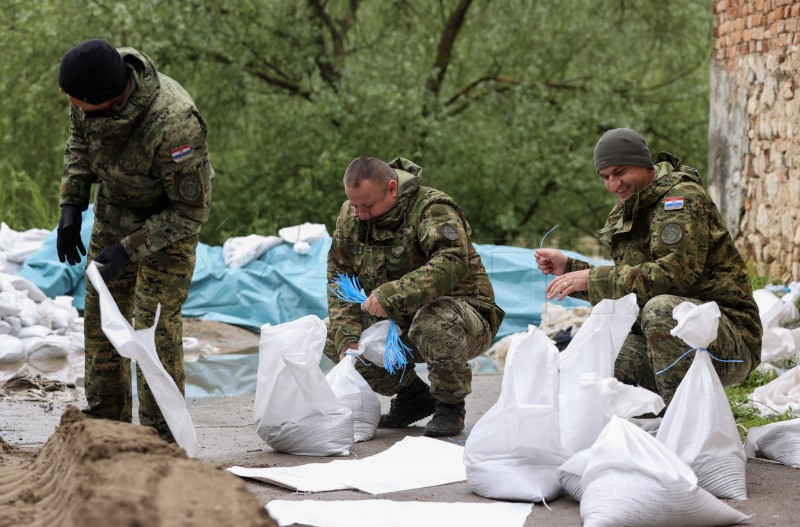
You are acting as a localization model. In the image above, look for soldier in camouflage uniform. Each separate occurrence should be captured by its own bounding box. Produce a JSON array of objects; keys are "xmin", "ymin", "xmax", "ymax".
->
[
  {"xmin": 326, "ymin": 157, "xmax": 504, "ymax": 436},
  {"xmin": 56, "ymin": 39, "xmax": 214, "ymax": 441},
  {"xmin": 536, "ymin": 128, "xmax": 761, "ymax": 407}
]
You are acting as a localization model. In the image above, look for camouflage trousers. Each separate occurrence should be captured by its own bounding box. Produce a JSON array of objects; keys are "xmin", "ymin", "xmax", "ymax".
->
[
  {"xmin": 83, "ymin": 217, "xmax": 197, "ymax": 442},
  {"xmin": 324, "ymin": 297, "xmax": 494, "ymax": 404},
  {"xmin": 615, "ymin": 294, "xmax": 758, "ymax": 407}
]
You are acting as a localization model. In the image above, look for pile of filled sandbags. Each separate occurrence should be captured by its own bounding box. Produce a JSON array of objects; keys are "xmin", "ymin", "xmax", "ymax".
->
[{"xmin": 0, "ymin": 272, "xmax": 83, "ymax": 385}]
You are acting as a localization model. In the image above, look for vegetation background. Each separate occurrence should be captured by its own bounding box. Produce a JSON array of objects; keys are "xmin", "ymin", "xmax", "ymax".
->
[
  {"xmin": 1, "ymin": 0, "xmax": 794, "ymax": 438},
  {"xmin": 1, "ymin": 0, "xmax": 713, "ymax": 252}
]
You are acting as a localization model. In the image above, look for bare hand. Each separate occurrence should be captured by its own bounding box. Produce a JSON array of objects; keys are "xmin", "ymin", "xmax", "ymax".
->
[
  {"xmin": 363, "ymin": 293, "xmax": 388, "ymax": 318},
  {"xmin": 534, "ymin": 248, "xmax": 568, "ymax": 276},
  {"xmin": 545, "ymin": 269, "xmax": 590, "ymax": 301},
  {"xmin": 339, "ymin": 342, "xmax": 358, "ymax": 361}
]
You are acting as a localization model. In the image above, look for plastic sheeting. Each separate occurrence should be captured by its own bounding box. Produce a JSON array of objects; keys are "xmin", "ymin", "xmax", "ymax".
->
[{"xmin": 19, "ymin": 206, "xmax": 593, "ymax": 340}]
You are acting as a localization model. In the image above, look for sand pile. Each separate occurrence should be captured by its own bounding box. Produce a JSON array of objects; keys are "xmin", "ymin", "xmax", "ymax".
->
[{"xmin": 0, "ymin": 406, "xmax": 275, "ymax": 526}]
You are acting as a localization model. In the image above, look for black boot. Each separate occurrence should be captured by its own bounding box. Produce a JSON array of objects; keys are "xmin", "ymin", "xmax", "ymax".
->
[
  {"xmin": 423, "ymin": 400, "xmax": 466, "ymax": 437},
  {"xmin": 379, "ymin": 377, "xmax": 436, "ymax": 428}
]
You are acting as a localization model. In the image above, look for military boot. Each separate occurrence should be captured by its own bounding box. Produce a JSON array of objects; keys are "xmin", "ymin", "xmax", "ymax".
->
[
  {"xmin": 423, "ymin": 400, "xmax": 466, "ymax": 437},
  {"xmin": 379, "ymin": 377, "xmax": 436, "ymax": 428}
]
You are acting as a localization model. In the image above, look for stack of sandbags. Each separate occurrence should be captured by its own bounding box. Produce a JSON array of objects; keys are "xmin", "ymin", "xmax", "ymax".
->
[{"xmin": 0, "ymin": 272, "xmax": 83, "ymax": 385}]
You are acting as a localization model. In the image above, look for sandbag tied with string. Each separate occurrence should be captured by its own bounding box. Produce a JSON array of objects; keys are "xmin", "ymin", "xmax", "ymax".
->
[
  {"xmin": 328, "ymin": 273, "xmax": 412, "ymax": 375},
  {"xmin": 655, "ymin": 301, "xmax": 748, "ymax": 500}
]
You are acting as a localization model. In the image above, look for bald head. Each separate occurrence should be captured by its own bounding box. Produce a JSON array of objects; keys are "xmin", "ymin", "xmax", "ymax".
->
[{"xmin": 343, "ymin": 157, "xmax": 397, "ymax": 189}]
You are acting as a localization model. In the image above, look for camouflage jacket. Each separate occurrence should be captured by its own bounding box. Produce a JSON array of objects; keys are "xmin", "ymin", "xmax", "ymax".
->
[
  {"xmin": 60, "ymin": 47, "xmax": 214, "ymax": 262},
  {"xmin": 566, "ymin": 152, "xmax": 762, "ymax": 358},
  {"xmin": 327, "ymin": 158, "xmax": 504, "ymax": 353}
]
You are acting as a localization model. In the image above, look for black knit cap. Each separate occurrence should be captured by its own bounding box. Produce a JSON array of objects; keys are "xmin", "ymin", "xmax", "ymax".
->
[
  {"xmin": 593, "ymin": 128, "xmax": 653, "ymax": 172},
  {"xmin": 58, "ymin": 39, "xmax": 128, "ymax": 104}
]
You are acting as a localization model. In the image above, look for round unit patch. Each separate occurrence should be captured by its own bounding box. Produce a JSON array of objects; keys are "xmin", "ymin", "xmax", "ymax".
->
[
  {"xmin": 179, "ymin": 176, "xmax": 202, "ymax": 202},
  {"xmin": 661, "ymin": 223, "xmax": 684, "ymax": 245},
  {"xmin": 440, "ymin": 223, "xmax": 460, "ymax": 241}
]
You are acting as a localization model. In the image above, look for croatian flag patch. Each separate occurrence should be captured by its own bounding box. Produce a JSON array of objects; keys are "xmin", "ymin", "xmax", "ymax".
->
[
  {"xmin": 664, "ymin": 197, "xmax": 684, "ymax": 210},
  {"xmin": 171, "ymin": 145, "xmax": 193, "ymax": 163}
]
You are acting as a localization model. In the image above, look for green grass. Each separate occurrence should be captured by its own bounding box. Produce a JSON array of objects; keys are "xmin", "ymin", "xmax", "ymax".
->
[
  {"xmin": 0, "ymin": 161, "xmax": 58, "ymax": 231},
  {"xmin": 725, "ymin": 369, "xmax": 795, "ymax": 441}
]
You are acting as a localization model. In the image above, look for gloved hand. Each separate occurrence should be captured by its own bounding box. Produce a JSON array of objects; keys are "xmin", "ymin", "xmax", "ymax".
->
[
  {"xmin": 94, "ymin": 244, "xmax": 131, "ymax": 282},
  {"xmin": 56, "ymin": 204, "xmax": 86, "ymax": 265}
]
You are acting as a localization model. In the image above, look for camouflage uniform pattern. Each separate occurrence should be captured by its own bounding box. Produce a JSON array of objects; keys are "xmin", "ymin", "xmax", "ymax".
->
[
  {"xmin": 565, "ymin": 152, "xmax": 761, "ymax": 405},
  {"xmin": 326, "ymin": 158, "xmax": 504, "ymax": 403},
  {"xmin": 61, "ymin": 48, "xmax": 214, "ymax": 440}
]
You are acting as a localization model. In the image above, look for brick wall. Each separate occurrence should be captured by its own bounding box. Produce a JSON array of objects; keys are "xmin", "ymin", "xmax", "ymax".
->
[{"xmin": 708, "ymin": 0, "xmax": 800, "ymax": 281}]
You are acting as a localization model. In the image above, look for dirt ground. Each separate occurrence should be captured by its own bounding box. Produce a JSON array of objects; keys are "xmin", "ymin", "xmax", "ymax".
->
[{"xmin": 2, "ymin": 319, "xmax": 800, "ymax": 526}]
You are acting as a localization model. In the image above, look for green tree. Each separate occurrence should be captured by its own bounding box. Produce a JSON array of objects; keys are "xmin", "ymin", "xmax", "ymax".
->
[{"xmin": 0, "ymin": 0, "xmax": 713, "ymax": 253}]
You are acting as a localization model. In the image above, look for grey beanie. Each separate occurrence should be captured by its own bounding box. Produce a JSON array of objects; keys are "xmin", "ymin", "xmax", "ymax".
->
[{"xmin": 593, "ymin": 128, "xmax": 653, "ymax": 171}]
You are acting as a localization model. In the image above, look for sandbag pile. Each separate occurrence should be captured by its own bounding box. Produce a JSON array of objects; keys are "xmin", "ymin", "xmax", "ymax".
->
[
  {"xmin": 0, "ymin": 271, "xmax": 83, "ymax": 385},
  {"xmin": 0, "ymin": 222, "xmax": 49, "ymax": 274}
]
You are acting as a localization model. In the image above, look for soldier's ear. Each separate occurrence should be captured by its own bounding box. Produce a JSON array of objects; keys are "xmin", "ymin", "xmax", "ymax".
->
[{"xmin": 387, "ymin": 179, "xmax": 398, "ymax": 197}]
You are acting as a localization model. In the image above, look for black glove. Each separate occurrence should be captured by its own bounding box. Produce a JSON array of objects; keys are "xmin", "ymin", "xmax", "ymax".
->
[
  {"xmin": 94, "ymin": 244, "xmax": 131, "ymax": 282},
  {"xmin": 56, "ymin": 204, "xmax": 86, "ymax": 265}
]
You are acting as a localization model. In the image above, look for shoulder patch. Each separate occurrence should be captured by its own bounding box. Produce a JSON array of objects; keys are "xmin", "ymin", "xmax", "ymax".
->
[
  {"xmin": 661, "ymin": 223, "xmax": 684, "ymax": 245},
  {"xmin": 664, "ymin": 196, "xmax": 684, "ymax": 210},
  {"xmin": 440, "ymin": 223, "xmax": 460, "ymax": 241},
  {"xmin": 171, "ymin": 145, "xmax": 194, "ymax": 163},
  {"xmin": 176, "ymin": 173, "xmax": 203, "ymax": 203}
]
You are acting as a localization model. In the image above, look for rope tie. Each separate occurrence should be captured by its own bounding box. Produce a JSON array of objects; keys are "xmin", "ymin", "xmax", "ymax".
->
[
  {"xmin": 655, "ymin": 347, "xmax": 743, "ymax": 375},
  {"xmin": 329, "ymin": 273, "xmax": 412, "ymax": 375}
]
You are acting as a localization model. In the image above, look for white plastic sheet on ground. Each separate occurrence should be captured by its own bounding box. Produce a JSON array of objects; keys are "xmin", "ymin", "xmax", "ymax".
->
[
  {"xmin": 558, "ymin": 293, "xmax": 639, "ymax": 453},
  {"xmin": 576, "ymin": 416, "xmax": 749, "ymax": 527},
  {"xmin": 265, "ymin": 500, "xmax": 533, "ymax": 527},
  {"xmin": 228, "ymin": 436, "xmax": 466, "ymax": 494},
  {"xmin": 255, "ymin": 315, "xmax": 352, "ymax": 456},
  {"xmin": 464, "ymin": 325, "xmax": 570, "ymax": 502},
  {"xmin": 86, "ymin": 263, "xmax": 199, "ymax": 457},
  {"xmin": 744, "ymin": 418, "xmax": 800, "ymax": 468},
  {"xmin": 656, "ymin": 302, "xmax": 747, "ymax": 500}
]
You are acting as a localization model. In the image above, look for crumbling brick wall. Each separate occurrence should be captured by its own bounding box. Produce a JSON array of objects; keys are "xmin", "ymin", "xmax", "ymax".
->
[{"xmin": 709, "ymin": 0, "xmax": 800, "ymax": 282}]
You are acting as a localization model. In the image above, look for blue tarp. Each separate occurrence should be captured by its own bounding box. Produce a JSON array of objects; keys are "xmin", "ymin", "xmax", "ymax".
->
[{"xmin": 20, "ymin": 206, "xmax": 593, "ymax": 339}]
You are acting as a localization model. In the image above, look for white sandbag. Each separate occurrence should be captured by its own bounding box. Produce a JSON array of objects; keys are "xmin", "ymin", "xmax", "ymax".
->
[
  {"xmin": 0, "ymin": 320, "xmax": 11, "ymax": 335},
  {"xmin": 255, "ymin": 315, "xmax": 352, "ymax": 456},
  {"xmin": 0, "ymin": 272, "xmax": 47, "ymax": 303},
  {"xmin": 37, "ymin": 296, "xmax": 79, "ymax": 330},
  {"xmin": 559, "ymin": 293, "xmax": 639, "ymax": 452},
  {"xmin": 16, "ymin": 290, "xmax": 40, "ymax": 327},
  {"xmin": 355, "ymin": 320, "xmax": 391, "ymax": 366},
  {"xmin": 278, "ymin": 222, "xmax": 330, "ymax": 245},
  {"xmin": 556, "ymin": 448, "xmax": 591, "ymax": 502},
  {"xmin": 25, "ymin": 334, "xmax": 72, "ymax": 361},
  {"xmin": 0, "ymin": 222, "xmax": 49, "ymax": 264},
  {"xmin": 464, "ymin": 326, "xmax": 571, "ymax": 502},
  {"xmin": 0, "ymin": 334, "xmax": 26, "ymax": 363},
  {"xmin": 0, "ymin": 290, "xmax": 20, "ymax": 317},
  {"xmin": 749, "ymin": 366, "xmax": 800, "ymax": 417},
  {"xmin": 745, "ymin": 418, "xmax": 800, "ymax": 468},
  {"xmin": 222, "ymin": 234, "xmax": 283, "ymax": 268},
  {"xmin": 657, "ymin": 301, "xmax": 747, "ymax": 500},
  {"xmin": 754, "ymin": 288, "xmax": 800, "ymax": 364},
  {"xmin": 17, "ymin": 325, "xmax": 52, "ymax": 339},
  {"xmin": 4, "ymin": 316, "xmax": 21, "ymax": 336},
  {"xmin": 580, "ymin": 372, "xmax": 665, "ymax": 418},
  {"xmin": 326, "ymin": 354, "xmax": 381, "ymax": 442},
  {"xmin": 86, "ymin": 263, "xmax": 199, "ymax": 457},
  {"xmin": 579, "ymin": 416, "xmax": 750, "ymax": 527}
]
